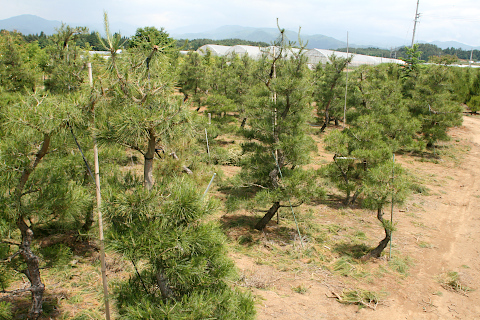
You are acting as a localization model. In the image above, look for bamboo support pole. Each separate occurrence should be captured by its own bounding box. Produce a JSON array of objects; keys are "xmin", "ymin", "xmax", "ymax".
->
[{"xmin": 88, "ymin": 62, "xmax": 111, "ymax": 320}]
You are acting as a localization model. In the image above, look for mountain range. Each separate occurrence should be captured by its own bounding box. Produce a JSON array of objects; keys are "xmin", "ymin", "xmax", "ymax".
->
[{"xmin": 1, "ymin": 14, "xmax": 478, "ymax": 51}]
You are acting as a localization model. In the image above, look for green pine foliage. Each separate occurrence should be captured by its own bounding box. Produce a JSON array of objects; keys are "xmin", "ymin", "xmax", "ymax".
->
[
  {"xmin": 313, "ymin": 53, "xmax": 352, "ymax": 129},
  {"xmin": 0, "ymin": 30, "xmax": 38, "ymax": 92},
  {"xmin": 105, "ymin": 178, "xmax": 255, "ymax": 319}
]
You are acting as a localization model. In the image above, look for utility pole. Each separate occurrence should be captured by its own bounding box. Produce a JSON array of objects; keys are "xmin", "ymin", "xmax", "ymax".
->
[
  {"xmin": 470, "ymin": 48, "xmax": 474, "ymax": 67},
  {"xmin": 411, "ymin": 0, "xmax": 421, "ymax": 48}
]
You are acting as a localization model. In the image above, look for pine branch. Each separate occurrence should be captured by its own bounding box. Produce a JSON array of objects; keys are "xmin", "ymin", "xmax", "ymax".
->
[
  {"xmin": 1, "ymin": 239, "xmax": 21, "ymax": 246},
  {"xmin": 1, "ymin": 250, "xmax": 20, "ymax": 263},
  {"xmin": 0, "ymin": 286, "xmax": 32, "ymax": 295}
]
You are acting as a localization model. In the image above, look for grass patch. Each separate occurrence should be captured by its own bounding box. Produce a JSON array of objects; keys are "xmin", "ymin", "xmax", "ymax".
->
[
  {"xmin": 332, "ymin": 256, "xmax": 369, "ymax": 278},
  {"xmin": 338, "ymin": 289, "xmax": 385, "ymax": 310},
  {"xmin": 437, "ymin": 271, "xmax": 474, "ymax": 296},
  {"xmin": 388, "ymin": 255, "xmax": 414, "ymax": 276},
  {"xmin": 292, "ymin": 284, "xmax": 309, "ymax": 294},
  {"xmin": 418, "ymin": 241, "xmax": 433, "ymax": 248}
]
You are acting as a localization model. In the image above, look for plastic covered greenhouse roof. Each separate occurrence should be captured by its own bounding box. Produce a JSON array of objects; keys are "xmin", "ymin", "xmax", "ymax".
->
[
  {"xmin": 305, "ymin": 49, "xmax": 405, "ymax": 67},
  {"xmin": 197, "ymin": 44, "xmax": 231, "ymax": 56},
  {"xmin": 225, "ymin": 45, "xmax": 264, "ymax": 59},
  {"xmin": 195, "ymin": 45, "xmax": 405, "ymax": 66}
]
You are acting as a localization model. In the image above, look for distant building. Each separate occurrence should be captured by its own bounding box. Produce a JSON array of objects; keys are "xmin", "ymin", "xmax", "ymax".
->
[{"xmin": 195, "ymin": 45, "xmax": 406, "ymax": 67}]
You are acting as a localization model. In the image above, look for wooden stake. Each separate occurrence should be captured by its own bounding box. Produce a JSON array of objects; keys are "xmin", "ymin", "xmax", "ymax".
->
[
  {"xmin": 389, "ymin": 154, "xmax": 395, "ymax": 260},
  {"xmin": 343, "ymin": 32, "xmax": 349, "ymax": 128},
  {"xmin": 88, "ymin": 62, "xmax": 111, "ymax": 320}
]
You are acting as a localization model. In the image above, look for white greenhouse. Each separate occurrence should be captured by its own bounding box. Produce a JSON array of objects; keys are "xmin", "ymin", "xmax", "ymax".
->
[
  {"xmin": 197, "ymin": 44, "xmax": 231, "ymax": 57},
  {"xmin": 225, "ymin": 45, "xmax": 264, "ymax": 59},
  {"xmin": 195, "ymin": 45, "xmax": 405, "ymax": 67},
  {"xmin": 305, "ymin": 49, "xmax": 405, "ymax": 67}
]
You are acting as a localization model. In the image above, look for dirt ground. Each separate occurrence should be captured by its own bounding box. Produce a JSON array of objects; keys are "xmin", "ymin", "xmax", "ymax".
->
[{"xmin": 229, "ymin": 115, "xmax": 480, "ymax": 320}]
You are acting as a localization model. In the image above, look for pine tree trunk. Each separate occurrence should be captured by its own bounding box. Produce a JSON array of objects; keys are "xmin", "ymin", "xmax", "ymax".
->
[
  {"xmin": 363, "ymin": 207, "xmax": 391, "ymax": 259},
  {"xmin": 13, "ymin": 134, "xmax": 50, "ymax": 318},
  {"xmin": 254, "ymin": 202, "xmax": 281, "ymax": 230},
  {"xmin": 241, "ymin": 117, "xmax": 247, "ymax": 128},
  {"xmin": 17, "ymin": 217, "xmax": 45, "ymax": 319},
  {"xmin": 350, "ymin": 189, "xmax": 362, "ymax": 205},
  {"xmin": 156, "ymin": 270, "xmax": 173, "ymax": 300},
  {"xmin": 144, "ymin": 128, "xmax": 156, "ymax": 190}
]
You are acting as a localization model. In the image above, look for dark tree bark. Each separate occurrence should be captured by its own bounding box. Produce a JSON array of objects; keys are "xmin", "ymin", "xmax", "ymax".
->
[
  {"xmin": 350, "ymin": 189, "xmax": 362, "ymax": 205},
  {"xmin": 17, "ymin": 217, "xmax": 45, "ymax": 319},
  {"xmin": 363, "ymin": 207, "xmax": 391, "ymax": 259},
  {"xmin": 240, "ymin": 117, "xmax": 247, "ymax": 128},
  {"xmin": 156, "ymin": 270, "xmax": 173, "ymax": 300},
  {"xmin": 254, "ymin": 202, "xmax": 281, "ymax": 230},
  {"xmin": 13, "ymin": 134, "xmax": 50, "ymax": 319}
]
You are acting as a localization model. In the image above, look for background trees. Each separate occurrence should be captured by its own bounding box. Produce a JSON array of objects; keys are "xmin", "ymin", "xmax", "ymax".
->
[{"xmin": 313, "ymin": 54, "xmax": 352, "ymax": 130}]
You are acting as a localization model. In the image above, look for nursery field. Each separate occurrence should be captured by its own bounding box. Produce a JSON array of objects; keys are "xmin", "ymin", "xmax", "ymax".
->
[
  {"xmin": 5, "ymin": 115, "xmax": 479, "ymax": 319},
  {"xmin": 225, "ymin": 115, "xmax": 480, "ymax": 320},
  {"xmin": 2, "ymin": 22, "xmax": 480, "ymax": 319}
]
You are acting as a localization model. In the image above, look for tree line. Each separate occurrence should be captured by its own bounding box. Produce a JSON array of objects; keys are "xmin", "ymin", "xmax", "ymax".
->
[
  {"xmin": 337, "ymin": 43, "xmax": 480, "ymax": 62},
  {"xmin": 1, "ymin": 18, "xmax": 479, "ymax": 319}
]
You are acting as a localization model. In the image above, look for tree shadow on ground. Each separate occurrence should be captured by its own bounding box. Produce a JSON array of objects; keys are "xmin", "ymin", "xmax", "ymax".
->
[
  {"xmin": 311, "ymin": 193, "xmax": 364, "ymax": 211},
  {"xmin": 3, "ymin": 291, "xmax": 62, "ymax": 320},
  {"xmin": 220, "ymin": 214, "xmax": 258, "ymax": 230},
  {"xmin": 333, "ymin": 242, "xmax": 371, "ymax": 259}
]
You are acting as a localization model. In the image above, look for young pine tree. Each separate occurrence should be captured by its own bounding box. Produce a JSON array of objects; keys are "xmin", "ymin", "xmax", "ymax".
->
[{"xmin": 240, "ymin": 28, "xmax": 323, "ymax": 230}]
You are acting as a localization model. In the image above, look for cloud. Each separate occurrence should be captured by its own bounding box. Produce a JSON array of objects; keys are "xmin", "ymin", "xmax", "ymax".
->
[{"xmin": 1, "ymin": 0, "xmax": 479, "ymax": 46}]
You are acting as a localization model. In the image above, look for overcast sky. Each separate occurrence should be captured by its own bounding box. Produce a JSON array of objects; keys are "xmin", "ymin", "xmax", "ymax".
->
[{"xmin": 2, "ymin": 0, "xmax": 480, "ymax": 46}]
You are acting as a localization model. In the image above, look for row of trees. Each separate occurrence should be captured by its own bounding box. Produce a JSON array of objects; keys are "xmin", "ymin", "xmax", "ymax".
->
[
  {"xmin": 337, "ymin": 43, "xmax": 480, "ymax": 63},
  {"xmin": 176, "ymin": 42, "xmax": 467, "ymax": 258},
  {"xmin": 0, "ymin": 18, "xmax": 477, "ymax": 318}
]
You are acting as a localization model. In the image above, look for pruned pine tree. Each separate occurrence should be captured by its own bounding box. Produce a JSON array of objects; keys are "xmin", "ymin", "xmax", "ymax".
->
[
  {"xmin": 467, "ymin": 72, "xmax": 480, "ymax": 113},
  {"xmin": 104, "ymin": 178, "xmax": 255, "ymax": 319},
  {"xmin": 97, "ymin": 16, "xmax": 193, "ymax": 190},
  {"xmin": 0, "ymin": 94, "xmax": 91, "ymax": 318},
  {"xmin": 323, "ymin": 122, "xmax": 392, "ymax": 205},
  {"xmin": 240, "ymin": 26, "xmax": 323, "ymax": 230},
  {"xmin": 349, "ymin": 64, "xmax": 421, "ymax": 152},
  {"xmin": 313, "ymin": 53, "xmax": 352, "ymax": 131},
  {"xmin": 408, "ymin": 65, "xmax": 463, "ymax": 148},
  {"xmin": 43, "ymin": 24, "xmax": 89, "ymax": 93},
  {"xmin": 178, "ymin": 51, "xmax": 207, "ymax": 104},
  {"xmin": 361, "ymin": 162, "xmax": 409, "ymax": 259}
]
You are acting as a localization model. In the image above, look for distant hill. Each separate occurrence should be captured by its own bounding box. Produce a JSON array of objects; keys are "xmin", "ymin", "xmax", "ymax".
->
[
  {"xmin": 0, "ymin": 14, "xmax": 137, "ymax": 37},
  {"xmin": 0, "ymin": 14, "xmax": 61, "ymax": 35},
  {"xmin": 427, "ymin": 40, "xmax": 480, "ymax": 51},
  {"xmin": 171, "ymin": 25, "xmax": 347, "ymax": 50}
]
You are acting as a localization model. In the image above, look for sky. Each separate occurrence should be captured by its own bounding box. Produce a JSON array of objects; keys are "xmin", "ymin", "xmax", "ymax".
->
[{"xmin": 1, "ymin": 0, "xmax": 480, "ymax": 47}]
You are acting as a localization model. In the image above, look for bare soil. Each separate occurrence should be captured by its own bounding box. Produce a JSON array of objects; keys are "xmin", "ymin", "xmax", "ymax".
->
[{"xmin": 227, "ymin": 115, "xmax": 480, "ymax": 320}]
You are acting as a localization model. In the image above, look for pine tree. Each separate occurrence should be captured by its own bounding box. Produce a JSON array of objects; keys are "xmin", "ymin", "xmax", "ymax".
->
[
  {"xmin": 0, "ymin": 30, "xmax": 37, "ymax": 92},
  {"xmin": 0, "ymin": 93, "xmax": 90, "ymax": 318},
  {"xmin": 313, "ymin": 53, "xmax": 352, "ymax": 130},
  {"xmin": 239, "ymin": 26, "xmax": 323, "ymax": 230},
  {"xmin": 104, "ymin": 178, "xmax": 255, "ymax": 319},
  {"xmin": 96, "ymin": 15, "xmax": 193, "ymax": 190}
]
